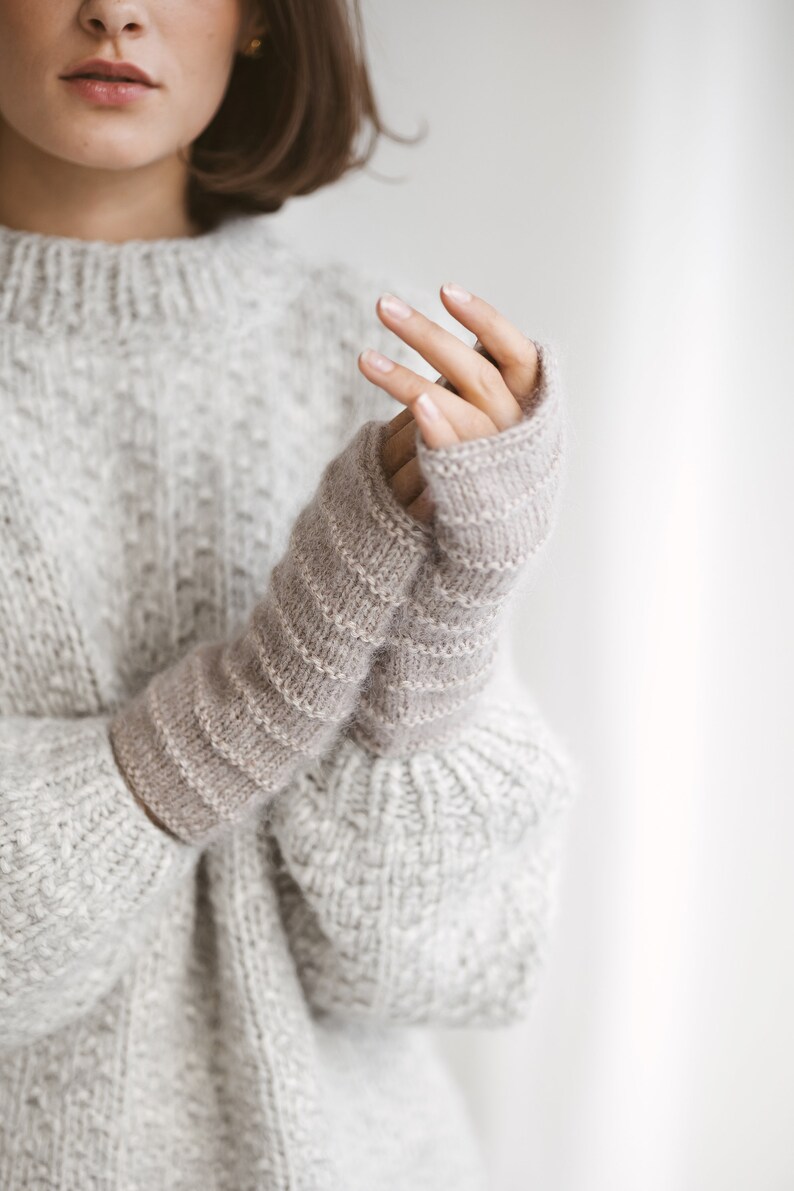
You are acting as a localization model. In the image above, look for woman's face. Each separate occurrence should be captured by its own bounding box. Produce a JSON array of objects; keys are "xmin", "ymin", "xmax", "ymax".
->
[{"xmin": 0, "ymin": 0, "xmax": 262, "ymax": 172}]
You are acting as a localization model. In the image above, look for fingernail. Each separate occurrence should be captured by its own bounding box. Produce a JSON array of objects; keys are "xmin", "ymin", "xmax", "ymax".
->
[
  {"xmin": 379, "ymin": 292, "xmax": 412, "ymax": 320},
  {"xmin": 361, "ymin": 348, "xmax": 395, "ymax": 373},
  {"xmin": 414, "ymin": 392, "xmax": 439, "ymax": 420},
  {"xmin": 442, "ymin": 282, "xmax": 472, "ymax": 303}
]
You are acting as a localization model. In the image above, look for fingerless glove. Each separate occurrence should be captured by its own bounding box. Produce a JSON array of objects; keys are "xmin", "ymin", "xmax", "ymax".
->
[
  {"xmin": 109, "ymin": 418, "xmax": 432, "ymax": 845},
  {"xmin": 350, "ymin": 339, "xmax": 567, "ymax": 756}
]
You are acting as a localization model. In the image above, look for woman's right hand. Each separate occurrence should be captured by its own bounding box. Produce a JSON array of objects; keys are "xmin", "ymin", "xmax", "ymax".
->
[
  {"xmin": 359, "ymin": 286, "xmax": 540, "ymax": 525},
  {"xmin": 380, "ymin": 407, "xmax": 434, "ymax": 523}
]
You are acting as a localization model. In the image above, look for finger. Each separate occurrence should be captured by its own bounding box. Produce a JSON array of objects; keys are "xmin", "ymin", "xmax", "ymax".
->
[
  {"xmin": 385, "ymin": 406, "xmax": 415, "ymax": 439},
  {"xmin": 439, "ymin": 283, "xmax": 540, "ymax": 408},
  {"xmin": 411, "ymin": 392, "xmax": 461, "ymax": 449},
  {"xmin": 436, "ymin": 338, "xmax": 500, "ymax": 392},
  {"xmin": 406, "ymin": 485, "xmax": 435, "ymax": 524},
  {"xmin": 376, "ymin": 292, "xmax": 521, "ymax": 431},
  {"xmin": 384, "ymin": 397, "xmax": 461, "ymax": 483},
  {"xmin": 390, "ymin": 455, "xmax": 426, "ymax": 506},
  {"xmin": 382, "ymin": 415, "xmax": 418, "ymax": 477},
  {"xmin": 358, "ymin": 348, "xmax": 497, "ymax": 441}
]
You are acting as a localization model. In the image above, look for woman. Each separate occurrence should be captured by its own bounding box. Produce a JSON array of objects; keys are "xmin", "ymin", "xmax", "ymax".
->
[{"xmin": 0, "ymin": 1, "xmax": 578, "ymax": 1187}]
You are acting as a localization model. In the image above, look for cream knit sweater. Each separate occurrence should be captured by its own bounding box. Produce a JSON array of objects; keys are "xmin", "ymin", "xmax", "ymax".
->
[{"xmin": 0, "ymin": 210, "xmax": 579, "ymax": 1190}]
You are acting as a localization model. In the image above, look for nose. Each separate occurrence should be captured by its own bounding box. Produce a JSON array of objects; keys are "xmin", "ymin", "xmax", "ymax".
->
[{"xmin": 78, "ymin": 1, "xmax": 147, "ymax": 41}]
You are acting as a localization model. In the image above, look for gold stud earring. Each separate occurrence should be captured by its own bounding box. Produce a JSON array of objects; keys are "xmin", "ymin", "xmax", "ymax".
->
[{"xmin": 242, "ymin": 35, "xmax": 265, "ymax": 58}]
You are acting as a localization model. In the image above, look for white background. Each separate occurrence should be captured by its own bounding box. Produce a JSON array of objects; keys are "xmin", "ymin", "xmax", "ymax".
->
[{"xmin": 272, "ymin": 1, "xmax": 794, "ymax": 1187}]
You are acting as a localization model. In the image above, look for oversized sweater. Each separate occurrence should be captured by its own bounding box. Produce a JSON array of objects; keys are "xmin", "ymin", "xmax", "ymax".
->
[{"xmin": 0, "ymin": 210, "xmax": 579, "ymax": 1190}]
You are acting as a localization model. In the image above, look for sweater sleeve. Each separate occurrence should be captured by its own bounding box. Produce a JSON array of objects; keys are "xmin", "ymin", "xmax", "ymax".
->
[
  {"xmin": 0, "ymin": 417, "xmax": 431, "ymax": 1050},
  {"xmin": 266, "ymin": 679, "xmax": 580, "ymax": 1027},
  {"xmin": 265, "ymin": 337, "xmax": 580, "ymax": 1026},
  {"xmin": 0, "ymin": 715, "xmax": 204, "ymax": 1051}
]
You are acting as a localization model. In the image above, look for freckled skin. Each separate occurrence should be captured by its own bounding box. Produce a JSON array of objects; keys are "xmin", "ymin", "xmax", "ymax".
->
[
  {"xmin": 0, "ymin": 0, "xmax": 266, "ymax": 238},
  {"xmin": 0, "ymin": 0, "xmax": 267, "ymax": 826},
  {"xmin": 0, "ymin": 4, "xmax": 541, "ymax": 524}
]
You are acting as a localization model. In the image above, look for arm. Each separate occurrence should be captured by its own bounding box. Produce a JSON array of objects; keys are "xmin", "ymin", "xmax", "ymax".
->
[
  {"xmin": 106, "ymin": 415, "xmax": 431, "ymax": 845},
  {"xmin": 0, "ymin": 714, "xmax": 202, "ymax": 1051},
  {"xmin": 352, "ymin": 338, "xmax": 565, "ymax": 754},
  {"xmin": 318, "ymin": 266, "xmax": 567, "ymax": 754},
  {"xmin": 267, "ymin": 339, "xmax": 581, "ymax": 1026},
  {"xmin": 0, "ymin": 417, "xmax": 431, "ymax": 1049}
]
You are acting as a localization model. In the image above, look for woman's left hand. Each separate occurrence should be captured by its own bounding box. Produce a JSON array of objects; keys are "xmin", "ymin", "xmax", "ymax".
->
[{"xmin": 358, "ymin": 283, "xmax": 540, "ymax": 523}]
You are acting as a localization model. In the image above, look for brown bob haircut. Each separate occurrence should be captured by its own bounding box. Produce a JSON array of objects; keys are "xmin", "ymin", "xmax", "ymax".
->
[{"xmin": 181, "ymin": 0, "xmax": 426, "ymax": 232}]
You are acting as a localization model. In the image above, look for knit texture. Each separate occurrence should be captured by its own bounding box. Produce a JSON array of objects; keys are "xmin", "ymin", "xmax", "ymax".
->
[
  {"xmin": 108, "ymin": 416, "xmax": 431, "ymax": 845},
  {"xmin": 0, "ymin": 211, "xmax": 580, "ymax": 1190},
  {"xmin": 349, "ymin": 340, "xmax": 567, "ymax": 756}
]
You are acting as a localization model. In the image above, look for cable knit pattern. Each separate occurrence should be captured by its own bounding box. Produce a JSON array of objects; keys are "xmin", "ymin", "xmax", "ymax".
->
[
  {"xmin": 350, "ymin": 338, "xmax": 567, "ymax": 755},
  {"xmin": 0, "ymin": 214, "xmax": 579, "ymax": 1190}
]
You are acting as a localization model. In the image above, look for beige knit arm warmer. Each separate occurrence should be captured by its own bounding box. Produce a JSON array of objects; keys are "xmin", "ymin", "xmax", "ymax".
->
[
  {"xmin": 265, "ymin": 337, "xmax": 579, "ymax": 1028},
  {"xmin": 108, "ymin": 418, "xmax": 432, "ymax": 848},
  {"xmin": 0, "ymin": 417, "xmax": 431, "ymax": 1048},
  {"xmin": 350, "ymin": 339, "xmax": 567, "ymax": 756}
]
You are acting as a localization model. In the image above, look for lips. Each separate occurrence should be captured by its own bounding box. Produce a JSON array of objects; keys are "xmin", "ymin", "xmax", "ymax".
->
[
  {"xmin": 61, "ymin": 58, "xmax": 156, "ymax": 87},
  {"xmin": 76, "ymin": 73, "xmax": 141, "ymax": 83}
]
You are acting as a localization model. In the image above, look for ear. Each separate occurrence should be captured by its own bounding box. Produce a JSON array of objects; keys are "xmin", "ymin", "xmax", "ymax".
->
[{"xmin": 238, "ymin": 1, "xmax": 268, "ymax": 47}]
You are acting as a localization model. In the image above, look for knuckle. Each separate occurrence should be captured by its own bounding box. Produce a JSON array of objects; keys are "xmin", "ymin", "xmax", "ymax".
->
[
  {"xmin": 470, "ymin": 408, "xmax": 498, "ymax": 438},
  {"xmin": 504, "ymin": 336, "xmax": 538, "ymax": 371}
]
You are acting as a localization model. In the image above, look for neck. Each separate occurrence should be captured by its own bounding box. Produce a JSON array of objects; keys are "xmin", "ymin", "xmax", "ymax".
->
[
  {"xmin": 0, "ymin": 116, "xmax": 199, "ymax": 243},
  {"xmin": 0, "ymin": 205, "xmax": 287, "ymax": 346}
]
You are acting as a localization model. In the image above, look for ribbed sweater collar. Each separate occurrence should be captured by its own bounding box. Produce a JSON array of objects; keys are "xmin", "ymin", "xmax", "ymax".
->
[{"xmin": 0, "ymin": 210, "xmax": 284, "ymax": 343}]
